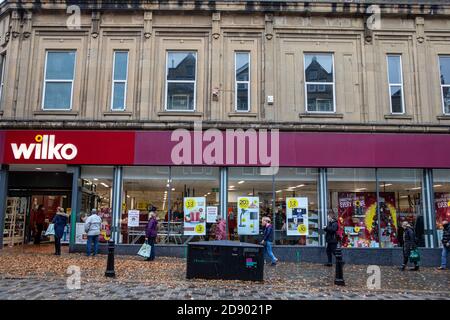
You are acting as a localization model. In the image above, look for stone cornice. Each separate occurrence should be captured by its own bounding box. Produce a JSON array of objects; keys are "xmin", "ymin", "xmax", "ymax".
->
[{"xmin": 2, "ymin": 1, "xmax": 450, "ymax": 17}]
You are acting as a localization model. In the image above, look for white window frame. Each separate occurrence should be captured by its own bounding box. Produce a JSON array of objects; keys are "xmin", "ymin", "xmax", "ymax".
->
[
  {"xmin": 386, "ymin": 54, "xmax": 405, "ymax": 114},
  {"xmin": 304, "ymin": 53, "xmax": 336, "ymax": 113},
  {"xmin": 41, "ymin": 50, "xmax": 76, "ymax": 111},
  {"xmin": 165, "ymin": 51, "xmax": 197, "ymax": 111},
  {"xmin": 111, "ymin": 50, "xmax": 129, "ymax": 111},
  {"xmin": 0, "ymin": 53, "xmax": 5, "ymax": 106},
  {"xmin": 235, "ymin": 51, "xmax": 251, "ymax": 112},
  {"xmin": 439, "ymin": 55, "xmax": 450, "ymax": 115}
]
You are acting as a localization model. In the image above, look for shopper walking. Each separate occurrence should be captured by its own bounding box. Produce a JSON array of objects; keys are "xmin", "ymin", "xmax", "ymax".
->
[
  {"xmin": 438, "ymin": 220, "xmax": 450, "ymax": 270},
  {"xmin": 84, "ymin": 209, "xmax": 102, "ymax": 256},
  {"xmin": 324, "ymin": 213, "xmax": 339, "ymax": 267},
  {"xmin": 215, "ymin": 217, "xmax": 227, "ymax": 240},
  {"xmin": 52, "ymin": 207, "xmax": 68, "ymax": 256},
  {"xmin": 32, "ymin": 205, "xmax": 46, "ymax": 245},
  {"xmin": 261, "ymin": 217, "xmax": 278, "ymax": 266},
  {"xmin": 400, "ymin": 221, "xmax": 419, "ymax": 271},
  {"xmin": 145, "ymin": 211, "xmax": 158, "ymax": 261}
]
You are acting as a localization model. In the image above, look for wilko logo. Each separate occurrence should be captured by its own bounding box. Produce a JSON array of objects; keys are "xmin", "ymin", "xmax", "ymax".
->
[{"xmin": 11, "ymin": 134, "xmax": 78, "ymax": 160}]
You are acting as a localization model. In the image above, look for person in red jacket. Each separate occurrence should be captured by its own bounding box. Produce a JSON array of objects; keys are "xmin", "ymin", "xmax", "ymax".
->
[{"xmin": 31, "ymin": 205, "xmax": 46, "ymax": 245}]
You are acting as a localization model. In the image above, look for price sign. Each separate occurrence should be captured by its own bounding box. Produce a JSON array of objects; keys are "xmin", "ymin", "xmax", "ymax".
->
[
  {"xmin": 239, "ymin": 198, "xmax": 250, "ymax": 209},
  {"xmin": 185, "ymin": 198, "xmax": 196, "ymax": 210},
  {"xmin": 288, "ymin": 198, "xmax": 299, "ymax": 209}
]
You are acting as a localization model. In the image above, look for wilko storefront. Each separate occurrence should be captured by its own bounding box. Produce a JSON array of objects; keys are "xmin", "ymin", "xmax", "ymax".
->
[{"xmin": 0, "ymin": 129, "xmax": 449, "ymax": 266}]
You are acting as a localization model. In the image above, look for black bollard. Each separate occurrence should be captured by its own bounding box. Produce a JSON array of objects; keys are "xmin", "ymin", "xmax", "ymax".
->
[
  {"xmin": 105, "ymin": 240, "xmax": 116, "ymax": 278},
  {"xmin": 334, "ymin": 245, "xmax": 345, "ymax": 286}
]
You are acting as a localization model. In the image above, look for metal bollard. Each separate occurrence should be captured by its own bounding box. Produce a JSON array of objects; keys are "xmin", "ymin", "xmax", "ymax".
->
[
  {"xmin": 334, "ymin": 245, "xmax": 345, "ymax": 286},
  {"xmin": 105, "ymin": 240, "xmax": 116, "ymax": 278}
]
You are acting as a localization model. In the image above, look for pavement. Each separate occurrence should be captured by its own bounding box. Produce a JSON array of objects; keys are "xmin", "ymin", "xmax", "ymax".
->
[{"xmin": 0, "ymin": 244, "xmax": 448, "ymax": 300}]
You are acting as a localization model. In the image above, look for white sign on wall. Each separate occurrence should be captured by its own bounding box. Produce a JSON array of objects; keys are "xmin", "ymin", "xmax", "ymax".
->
[
  {"xmin": 127, "ymin": 210, "xmax": 140, "ymax": 227},
  {"xmin": 206, "ymin": 206, "xmax": 218, "ymax": 223}
]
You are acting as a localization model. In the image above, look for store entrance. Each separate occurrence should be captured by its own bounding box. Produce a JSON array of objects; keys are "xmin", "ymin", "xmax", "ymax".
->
[{"xmin": 3, "ymin": 167, "xmax": 72, "ymax": 248}]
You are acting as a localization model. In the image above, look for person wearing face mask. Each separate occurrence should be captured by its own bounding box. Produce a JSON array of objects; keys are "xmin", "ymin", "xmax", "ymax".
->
[
  {"xmin": 323, "ymin": 212, "xmax": 339, "ymax": 267},
  {"xmin": 437, "ymin": 220, "xmax": 450, "ymax": 270}
]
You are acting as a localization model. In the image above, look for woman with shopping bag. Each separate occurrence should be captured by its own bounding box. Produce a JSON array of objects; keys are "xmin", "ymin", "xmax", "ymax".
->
[
  {"xmin": 144, "ymin": 211, "xmax": 158, "ymax": 261},
  {"xmin": 400, "ymin": 221, "xmax": 420, "ymax": 271},
  {"xmin": 52, "ymin": 207, "xmax": 69, "ymax": 256}
]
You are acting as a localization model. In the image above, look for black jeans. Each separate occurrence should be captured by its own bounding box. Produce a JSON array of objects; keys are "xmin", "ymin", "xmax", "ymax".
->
[
  {"xmin": 326, "ymin": 242, "xmax": 337, "ymax": 264},
  {"xmin": 34, "ymin": 224, "xmax": 44, "ymax": 244},
  {"xmin": 54, "ymin": 235, "xmax": 61, "ymax": 255},
  {"xmin": 146, "ymin": 237, "xmax": 156, "ymax": 261}
]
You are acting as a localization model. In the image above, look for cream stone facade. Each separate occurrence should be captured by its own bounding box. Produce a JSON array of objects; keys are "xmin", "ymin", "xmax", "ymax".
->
[{"xmin": 0, "ymin": 0, "xmax": 449, "ymax": 131}]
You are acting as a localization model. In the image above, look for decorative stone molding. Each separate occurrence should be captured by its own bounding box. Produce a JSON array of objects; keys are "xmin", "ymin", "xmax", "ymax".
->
[
  {"xmin": 415, "ymin": 17, "xmax": 425, "ymax": 44},
  {"xmin": 22, "ymin": 11, "xmax": 32, "ymax": 39},
  {"xmin": 212, "ymin": 12, "xmax": 220, "ymax": 40},
  {"xmin": 91, "ymin": 11, "xmax": 101, "ymax": 38},
  {"xmin": 265, "ymin": 14, "xmax": 274, "ymax": 40},
  {"xmin": 144, "ymin": 11, "xmax": 152, "ymax": 39}
]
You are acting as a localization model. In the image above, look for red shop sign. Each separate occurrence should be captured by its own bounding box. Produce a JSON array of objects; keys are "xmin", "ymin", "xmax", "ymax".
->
[{"xmin": 3, "ymin": 130, "xmax": 135, "ymax": 165}]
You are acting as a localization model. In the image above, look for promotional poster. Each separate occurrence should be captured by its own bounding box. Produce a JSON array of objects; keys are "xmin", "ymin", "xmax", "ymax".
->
[
  {"xmin": 237, "ymin": 197, "xmax": 260, "ymax": 235},
  {"xmin": 206, "ymin": 206, "xmax": 218, "ymax": 223},
  {"xmin": 183, "ymin": 197, "xmax": 206, "ymax": 236},
  {"xmin": 127, "ymin": 210, "xmax": 140, "ymax": 227},
  {"xmin": 286, "ymin": 197, "xmax": 309, "ymax": 236},
  {"xmin": 434, "ymin": 193, "xmax": 450, "ymax": 229},
  {"xmin": 75, "ymin": 222, "xmax": 87, "ymax": 244}
]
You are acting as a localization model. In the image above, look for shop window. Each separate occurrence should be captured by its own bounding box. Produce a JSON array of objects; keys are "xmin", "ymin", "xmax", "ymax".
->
[
  {"xmin": 327, "ymin": 169, "xmax": 379, "ymax": 248},
  {"xmin": 165, "ymin": 51, "xmax": 196, "ymax": 111},
  {"xmin": 111, "ymin": 51, "xmax": 129, "ymax": 110},
  {"xmin": 121, "ymin": 166, "xmax": 170, "ymax": 245},
  {"xmin": 228, "ymin": 168, "xmax": 274, "ymax": 244},
  {"xmin": 304, "ymin": 53, "xmax": 335, "ymax": 113},
  {"xmin": 433, "ymin": 169, "xmax": 450, "ymax": 247},
  {"xmin": 439, "ymin": 56, "xmax": 450, "ymax": 114},
  {"xmin": 377, "ymin": 169, "xmax": 424, "ymax": 248},
  {"xmin": 0, "ymin": 53, "xmax": 5, "ymax": 106},
  {"xmin": 235, "ymin": 52, "xmax": 250, "ymax": 112},
  {"xmin": 42, "ymin": 51, "xmax": 76, "ymax": 110},
  {"xmin": 79, "ymin": 166, "xmax": 114, "ymax": 244},
  {"xmin": 170, "ymin": 167, "xmax": 220, "ymax": 244},
  {"xmin": 387, "ymin": 55, "xmax": 405, "ymax": 114},
  {"xmin": 274, "ymin": 168, "xmax": 319, "ymax": 246}
]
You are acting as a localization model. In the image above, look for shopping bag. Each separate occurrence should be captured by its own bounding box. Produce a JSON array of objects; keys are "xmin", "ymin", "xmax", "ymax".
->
[
  {"xmin": 137, "ymin": 243, "xmax": 152, "ymax": 258},
  {"xmin": 409, "ymin": 248, "xmax": 421, "ymax": 263},
  {"xmin": 44, "ymin": 223, "xmax": 55, "ymax": 236}
]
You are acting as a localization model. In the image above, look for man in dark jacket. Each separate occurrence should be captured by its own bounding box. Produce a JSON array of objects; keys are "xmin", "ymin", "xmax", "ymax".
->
[
  {"xmin": 400, "ymin": 221, "xmax": 419, "ymax": 271},
  {"xmin": 145, "ymin": 211, "xmax": 158, "ymax": 261},
  {"xmin": 438, "ymin": 220, "xmax": 450, "ymax": 270},
  {"xmin": 261, "ymin": 217, "xmax": 278, "ymax": 265},
  {"xmin": 324, "ymin": 213, "xmax": 339, "ymax": 266}
]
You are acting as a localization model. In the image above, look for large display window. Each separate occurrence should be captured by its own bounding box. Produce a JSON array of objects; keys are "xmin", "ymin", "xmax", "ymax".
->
[
  {"xmin": 274, "ymin": 168, "xmax": 319, "ymax": 246},
  {"xmin": 433, "ymin": 169, "xmax": 450, "ymax": 247},
  {"xmin": 377, "ymin": 169, "xmax": 423, "ymax": 248},
  {"xmin": 228, "ymin": 168, "xmax": 274, "ymax": 243},
  {"xmin": 121, "ymin": 166, "xmax": 170, "ymax": 245},
  {"xmin": 169, "ymin": 167, "xmax": 220, "ymax": 243},
  {"xmin": 328, "ymin": 169, "xmax": 379, "ymax": 248},
  {"xmin": 79, "ymin": 166, "xmax": 114, "ymax": 244}
]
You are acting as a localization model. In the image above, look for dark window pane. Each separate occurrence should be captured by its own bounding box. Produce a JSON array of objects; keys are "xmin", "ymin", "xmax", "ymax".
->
[
  {"xmin": 439, "ymin": 56, "xmax": 450, "ymax": 85},
  {"xmin": 167, "ymin": 52, "xmax": 196, "ymax": 81},
  {"xmin": 43, "ymin": 82, "xmax": 72, "ymax": 109},
  {"xmin": 387, "ymin": 56, "xmax": 402, "ymax": 84},
  {"xmin": 236, "ymin": 53, "xmax": 249, "ymax": 81},
  {"xmin": 236, "ymin": 82, "xmax": 249, "ymax": 111},
  {"xmin": 443, "ymin": 87, "xmax": 450, "ymax": 114},
  {"xmin": 114, "ymin": 52, "xmax": 128, "ymax": 81},
  {"xmin": 305, "ymin": 54, "xmax": 333, "ymax": 82},
  {"xmin": 167, "ymin": 82, "xmax": 195, "ymax": 110},
  {"xmin": 307, "ymin": 84, "xmax": 333, "ymax": 112},
  {"xmin": 46, "ymin": 52, "xmax": 76, "ymax": 80},
  {"xmin": 390, "ymin": 85, "xmax": 403, "ymax": 113},
  {"xmin": 112, "ymin": 83, "xmax": 126, "ymax": 110}
]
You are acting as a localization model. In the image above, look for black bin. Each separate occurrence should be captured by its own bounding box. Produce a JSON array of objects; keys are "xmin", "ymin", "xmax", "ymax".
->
[{"xmin": 186, "ymin": 240, "xmax": 264, "ymax": 281}]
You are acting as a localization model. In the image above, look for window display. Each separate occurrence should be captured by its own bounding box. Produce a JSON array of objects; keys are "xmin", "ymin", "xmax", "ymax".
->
[
  {"xmin": 328, "ymin": 169, "xmax": 378, "ymax": 248},
  {"xmin": 274, "ymin": 168, "xmax": 319, "ymax": 246},
  {"xmin": 80, "ymin": 166, "xmax": 113, "ymax": 243},
  {"xmin": 433, "ymin": 169, "xmax": 450, "ymax": 247},
  {"xmin": 3, "ymin": 197, "xmax": 27, "ymax": 246}
]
